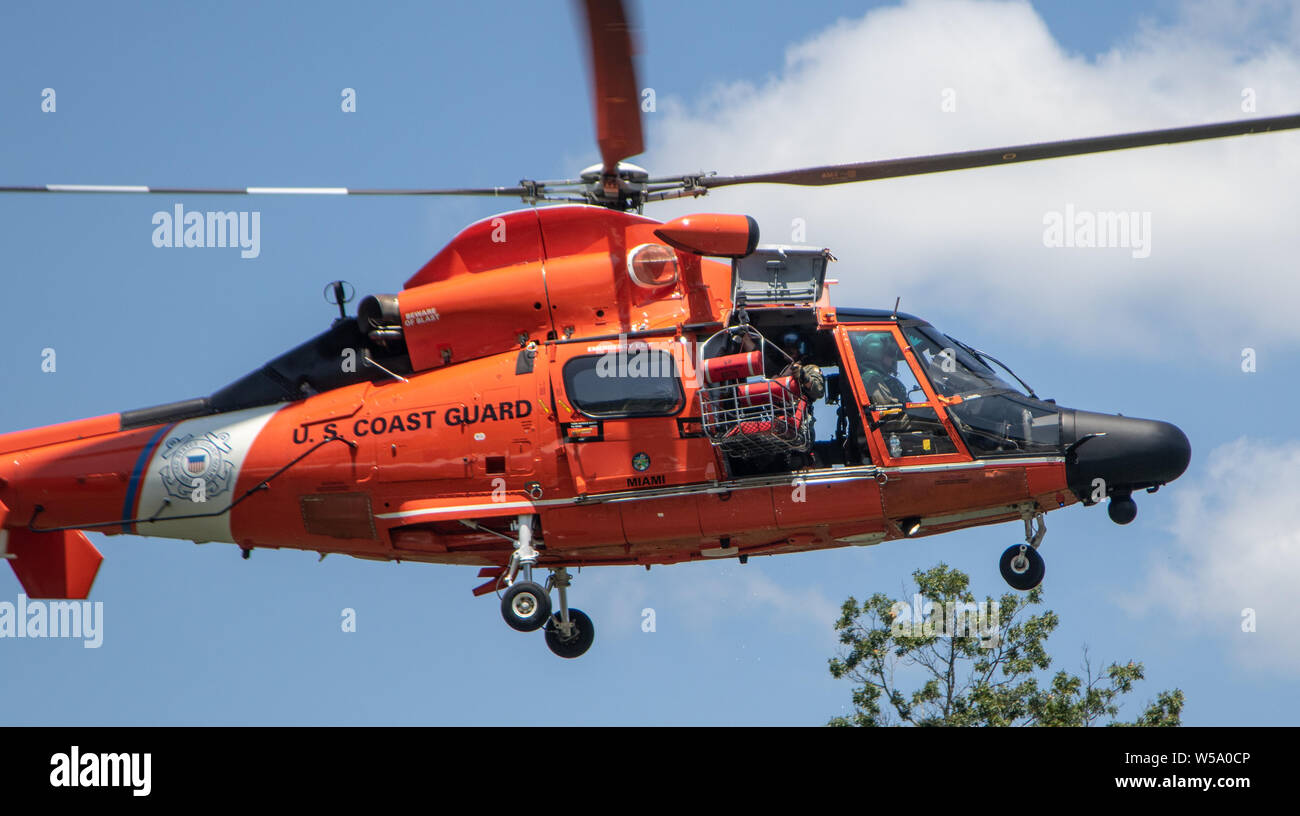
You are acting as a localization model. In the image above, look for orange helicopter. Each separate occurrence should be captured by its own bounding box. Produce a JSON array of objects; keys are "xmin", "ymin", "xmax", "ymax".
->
[{"xmin": 0, "ymin": 0, "xmax": 1293, "ymax": 658}]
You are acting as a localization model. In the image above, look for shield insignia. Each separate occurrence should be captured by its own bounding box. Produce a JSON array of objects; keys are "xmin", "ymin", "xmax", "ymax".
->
[{"xmin": 159, "ymin": 432, "xmax": 235, "ymax": 501}]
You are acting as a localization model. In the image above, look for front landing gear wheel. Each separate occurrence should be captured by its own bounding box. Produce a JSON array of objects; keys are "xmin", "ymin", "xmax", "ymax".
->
[
  {"xmin": 501, "ymin": 581, "xmax": 551, "ymax": 632},
  {"xmin": 544, "ymin": 608, "xmax": 595, "ymax": 658},
  {"xmin": 999, "ymin": 544, "xmax": 1045, "ymax": 590}
]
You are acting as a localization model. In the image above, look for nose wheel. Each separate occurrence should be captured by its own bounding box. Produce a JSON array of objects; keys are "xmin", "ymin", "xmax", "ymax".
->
[
  {"xmin": 999, "ymin": 511, "xmax": 1046, "ymax": 590},
  {"xmin": 999, "ymin": 544, "xmax": 1045, "ymax": 590}
]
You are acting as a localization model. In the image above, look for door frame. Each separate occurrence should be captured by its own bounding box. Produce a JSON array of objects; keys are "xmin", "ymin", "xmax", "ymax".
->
[{"xmin": 834, "ymin": 323, "xmax": 974, "ymax": 468}]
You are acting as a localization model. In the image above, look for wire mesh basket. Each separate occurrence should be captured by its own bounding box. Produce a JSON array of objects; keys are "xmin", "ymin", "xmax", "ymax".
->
[{"xmin": 699, "ymin": 376, "xmax": 811, "ymax": 455}]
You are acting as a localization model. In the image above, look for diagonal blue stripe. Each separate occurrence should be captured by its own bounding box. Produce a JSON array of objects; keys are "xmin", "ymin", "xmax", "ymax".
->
[{"xmin": 120, "ymin": 423, "xmax": 174, "ymax": 534}]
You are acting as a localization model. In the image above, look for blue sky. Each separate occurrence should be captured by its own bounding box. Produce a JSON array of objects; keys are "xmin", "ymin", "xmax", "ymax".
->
[{"xmin": 1, "ymin": 0, "xmax": 1298, "ymax": 725}]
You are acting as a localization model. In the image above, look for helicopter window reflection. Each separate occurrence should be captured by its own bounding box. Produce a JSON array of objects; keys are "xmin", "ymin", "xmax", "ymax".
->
[
  {"xmin": 901, "ymin": 324, "xmax": 1061, "ymax": 456},
  {"xmin": 946, "ymin": 393, "xmax": 1061, "ymax": 456},
  {"xmin": 902, "ymin": 325, "xmax": 1020, "ymax": 398},
  {"xmin": 563, "ymin": 349, "xmax": 684, "ymax": 418}
]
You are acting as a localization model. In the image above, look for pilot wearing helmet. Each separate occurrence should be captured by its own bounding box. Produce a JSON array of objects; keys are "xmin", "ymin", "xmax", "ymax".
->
[{"xmin": 852, "ymin": 332, "xmax": 911, "ymax": 431}]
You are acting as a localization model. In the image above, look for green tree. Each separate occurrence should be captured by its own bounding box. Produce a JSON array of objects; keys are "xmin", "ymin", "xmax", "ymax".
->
[{"xmin": 827, "ymin": 563, "xmax": 1183, "ymax": 726}]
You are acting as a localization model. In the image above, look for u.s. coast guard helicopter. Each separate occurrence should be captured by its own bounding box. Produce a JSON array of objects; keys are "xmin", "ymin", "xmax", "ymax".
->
[{"xmin": 3, "ymin": 0, "xmax": 1293, "ymax": 657}]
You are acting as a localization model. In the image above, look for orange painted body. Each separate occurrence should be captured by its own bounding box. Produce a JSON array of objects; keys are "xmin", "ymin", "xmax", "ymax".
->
[{"xmin": 0, "ymin": 206, "xmax": 1075, "ymax": 598}]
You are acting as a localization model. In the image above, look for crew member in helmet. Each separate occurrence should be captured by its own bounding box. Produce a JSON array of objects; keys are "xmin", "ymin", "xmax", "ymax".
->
[
  {"xmin": 852, "ymin": 332, "xmax": 911, "ymax": 432},
  {"xmin": 780, "ymin": 331, "xmax": 825, "ymax": 401}
]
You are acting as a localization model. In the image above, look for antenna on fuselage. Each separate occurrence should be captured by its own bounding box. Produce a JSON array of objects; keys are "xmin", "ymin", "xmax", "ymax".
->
[
  {"xmin": 324, "ymin": 280, "xmax": 355, "ymax": 322},
  {"xmin": 363, "ymin": 352, "xmax": 410, "ymax": 384}
]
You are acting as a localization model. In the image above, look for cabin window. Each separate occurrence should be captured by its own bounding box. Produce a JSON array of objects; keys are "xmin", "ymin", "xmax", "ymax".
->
[{"xmin": 562, "ymin": 349, "xmax": 684, "ymax": 418}]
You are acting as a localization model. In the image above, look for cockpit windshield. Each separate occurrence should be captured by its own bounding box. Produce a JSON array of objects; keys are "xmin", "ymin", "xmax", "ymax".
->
[
  {"xmin": 901, "ymin": 324, "xmax": 1060, "ymax": 456},
  {"xmin": 902, "ymin": 325, "xmax": 1025, "ymax": 398}
]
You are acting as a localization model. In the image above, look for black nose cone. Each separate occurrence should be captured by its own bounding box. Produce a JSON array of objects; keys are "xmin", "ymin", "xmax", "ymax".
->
[{"xmin": 1062, "ymin": 409, "xmax": 1191, "ymax": 498}]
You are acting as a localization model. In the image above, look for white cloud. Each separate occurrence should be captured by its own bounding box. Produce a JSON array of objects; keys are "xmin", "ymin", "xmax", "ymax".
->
[
  {"xmin": 646, "ymin": 0, "xmax": 1300, "ymax": 356},
  {"xmin": 1128, "ymin": 437, "xmax": 1300, "ymax": 673}
]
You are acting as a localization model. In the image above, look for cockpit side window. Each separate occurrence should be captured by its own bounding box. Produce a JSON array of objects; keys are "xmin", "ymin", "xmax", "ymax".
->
[
  {"xmin": 851, "ymin": 331, "xmax": 923, "ymax": 405},
  {"xmin": 847, "ymin": 330, "xmax": 957, "ymax": 458}
]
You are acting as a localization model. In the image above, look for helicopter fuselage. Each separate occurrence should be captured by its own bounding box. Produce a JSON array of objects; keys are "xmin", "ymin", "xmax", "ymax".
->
[{"xmin": 0, "ymin": 205, "xmax": 1188, "ymax": 606}]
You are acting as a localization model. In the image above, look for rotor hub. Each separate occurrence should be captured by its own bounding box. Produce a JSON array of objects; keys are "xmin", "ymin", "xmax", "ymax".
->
[{"xmin": 579, "ymin": 161, "xmax": 651, "ymax": 209}]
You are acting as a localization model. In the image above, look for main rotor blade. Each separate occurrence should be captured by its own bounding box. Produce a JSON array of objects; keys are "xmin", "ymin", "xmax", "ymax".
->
[
  {"xmin": 0, "ymin": 184, "xmax": 533, "ymax": 197},
  {"xmin": 579, "ymin": 0, "xmax": 645, "ymax": 175},
  {"xmin": 701, "ymin": 112, "xmax": 1300, "ymax": 189}
]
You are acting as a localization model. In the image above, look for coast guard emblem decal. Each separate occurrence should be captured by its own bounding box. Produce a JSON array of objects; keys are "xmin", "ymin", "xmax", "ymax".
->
[{"xmin": 159, "ymin": 432, "xmax": 235, "ymax": 502}]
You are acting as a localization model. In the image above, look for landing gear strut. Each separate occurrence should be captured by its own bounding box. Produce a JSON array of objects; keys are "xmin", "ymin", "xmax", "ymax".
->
[
  {"xmin": 543, "ymin": 567, "xmax": 595, "ymax": 659},
  {"xmin": 493, "ymin": 516, "xmax": 596, "ymax": 657},
  {"xmin": 999, "ymin": 511, "xmax": 1046, "ymax": 591},
  {"xmin": 499, "ymin": 514, "xmax": 551, "ymax": 632}
]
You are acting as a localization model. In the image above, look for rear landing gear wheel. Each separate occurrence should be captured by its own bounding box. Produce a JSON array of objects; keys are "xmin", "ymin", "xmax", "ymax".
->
[
  {"xmin": 501, "ymin": 581, "xmax": 551, "ymax": 632},
  {"xmin": 544, "ymin": 608, "xmax": 595, "ymax": 659},
  {"xmin": 999, "ymin": 544, "xmax": 1045, "ymax": 590}
]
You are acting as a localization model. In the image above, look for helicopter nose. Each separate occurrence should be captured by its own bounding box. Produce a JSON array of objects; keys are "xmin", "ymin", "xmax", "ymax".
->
[{"xmin": 1061, "ymin": 409, "xmax": 1191, "ymax": 502}]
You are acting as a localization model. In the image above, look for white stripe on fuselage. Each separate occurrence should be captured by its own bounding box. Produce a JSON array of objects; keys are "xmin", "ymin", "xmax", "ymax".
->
[{"xmin": 133, "ymin": 405, "xmax": 281, "ymax": 543}]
